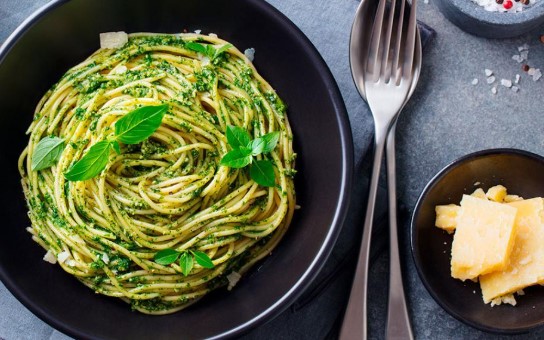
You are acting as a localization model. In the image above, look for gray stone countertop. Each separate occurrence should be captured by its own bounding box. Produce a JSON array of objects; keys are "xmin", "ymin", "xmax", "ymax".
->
[{"xmin": 1, "ymin": 0, "xmax": 544, "ymax": 339}]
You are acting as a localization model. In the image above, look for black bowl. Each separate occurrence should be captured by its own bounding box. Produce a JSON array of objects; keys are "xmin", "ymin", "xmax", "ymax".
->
[
  {"xmin": 411, "ymin": 149, "xmax": 544, "ymax": 334},
  {"xmin": 0, "ymin": 0, "xmax": 353, "ymax": 339}
]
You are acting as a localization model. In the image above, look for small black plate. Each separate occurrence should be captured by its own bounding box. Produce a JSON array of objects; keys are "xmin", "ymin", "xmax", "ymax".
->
[
  {"xmin": 411, "ymin": 149, "xmax": 544, "ymax": 334},
  {"xmin": 0, "ymin": 0, "xmax": 354, "ymax": 339}
]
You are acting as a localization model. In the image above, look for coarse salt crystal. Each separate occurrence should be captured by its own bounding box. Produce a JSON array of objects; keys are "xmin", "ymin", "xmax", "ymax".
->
[
  {"xmin": 209, "ymin": 33, "xmax": 218, "ymax": 38},
  {"xmin": 43, "ymin": 251, "xmax": 57, "ymax": 264},
  {"xmin": 424, "ymin": 0, "xmax": 429, "ymax": 3},
  {"xmin": 67, "ymin": 260, "xmax": 76, "ymax": 267},
  {"xmin": 528, "ymin": 67, "xmax": 536, "ymax": 76},
  {"xmin": 491, "ymin": 86, "xmax": 497, "ymax": 94},
  {"xmin": 194, "ymin": 29, "xmax": 202, "ymax": 34},
  {"xmin": 518, "ymin": 44, "xmax": 529, "ymax": 52},
  {"xmin": 244, "ymin": 48, "xmax": 255, "ymax": 62},
  {"xmin": 100, "ymin": 32, "xmax": 128, "ymax": 49},
  {"xmin": 515, "ymin": 74, "xmax": 521, "ymax": 83},
  {"xmin": 501, "ymin": 79, "xmax": 512, "ymax": 87},
  {"xmin": 512, "ymin": 55, "xmax": 523, "ymax": 63},
  {"xmin": 485, "ymin": 69, "xmax": 493, "ymax": 76},
  {"xmin": 487, "ymin": 76, "xmax": 496, "ymax": 84},
  {"xmin": 512, "ymin": 86, "xmax": 519, "ymax": 92},
  {"xmin": 471, "ymin": 78, "xmax": 479, "ymax": 85},
  {"xmin": 102, "ymin": 253, "xmax": 110, "ymax": 264},
  {"xmin": 201, "ymin": 56, "xmax": 210, "ymax": 66},
  {"xmin": 533, "ymin": 69, "xmax": 542, "ymax": 81},
  {"xmin": 58, "ymin": 251, "xmax": 70, "ymax": 264},
  {"xmin": 520, "ymin": 50, "xmax": 529, "ymax": 60}
]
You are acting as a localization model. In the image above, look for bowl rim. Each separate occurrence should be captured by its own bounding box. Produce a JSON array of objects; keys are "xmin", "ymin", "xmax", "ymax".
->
[
  {"xmin": 0, "ymin": 0, "xmax": 354, "ymax": 338},
  {"xmin": 410, "ymin": 148, "xmax": 544, "ymax": 334}
]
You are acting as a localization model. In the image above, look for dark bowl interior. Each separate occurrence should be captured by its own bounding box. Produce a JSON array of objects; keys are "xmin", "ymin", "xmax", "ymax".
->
[
  {"xmin": 0, "ymin": 0, "xmax": 353, "ymax": 339},
  {"xmin": 411, "ymin": 149, "xmax": 544, "ymax": 333}
]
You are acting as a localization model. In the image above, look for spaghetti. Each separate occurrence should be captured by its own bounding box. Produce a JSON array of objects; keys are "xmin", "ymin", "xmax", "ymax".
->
[{"xmin": 18, "ymin": 32, "xmax": 296, "ymax": 314}]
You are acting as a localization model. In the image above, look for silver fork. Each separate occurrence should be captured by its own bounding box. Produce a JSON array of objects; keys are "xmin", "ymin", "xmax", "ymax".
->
[{"xmin": 340, "ymin": 0, "xmax": 418, "ymax": 338}]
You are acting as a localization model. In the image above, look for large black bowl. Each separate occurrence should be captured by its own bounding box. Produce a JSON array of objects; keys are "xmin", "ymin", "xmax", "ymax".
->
[
  {"xmin": 0, "ymin": 0, "xmax": 353, "ymax": 338},
  {"xmin": 412, "ymin": 149, "xmax": 544, "ymax": 333}
]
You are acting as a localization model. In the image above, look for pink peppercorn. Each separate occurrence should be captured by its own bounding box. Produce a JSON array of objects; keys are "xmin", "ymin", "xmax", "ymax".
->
[{"xmin": 503, "ymin": 0, "xmax": 513, "ymax": 9}]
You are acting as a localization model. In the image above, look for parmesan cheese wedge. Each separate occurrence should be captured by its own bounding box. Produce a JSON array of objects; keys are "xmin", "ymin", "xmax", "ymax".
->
[
  {"xmin": 100, "ymin": 32, "xmax": 128, "ymax": 49},
  {"xmin": 471, "ymin": 188, "xmax": 487, "ymax": 200},
  {"xmin": 486, "ymin": 185, "xmax": 507, "ymax": 202},
  {"xmin": 480, "ymin": 198, "xmax": 544, "ymax": 303},
  {"xmin": 451, "ymin": 195, "xmax": 518, "ymax": 281},
  {"xmin": 435, "ymin": 204, "xmax": 459, "ymax": 234}
]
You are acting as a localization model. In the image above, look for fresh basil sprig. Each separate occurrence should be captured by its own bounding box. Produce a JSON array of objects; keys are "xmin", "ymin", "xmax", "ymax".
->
[
  {"xmin": 31, "ymin": 136, "xmax": 65, "ymax": 171},
  {"xmin": 154, "ymin": 248, "xmax": 215, "ymax": 276},
  {"xmin": 185, "ymin": 42, "xmax": 233, "ymax": 61},
  {"xmin": 220, "ymin": 125, "xmax": 279, "ymax": 187},
  {"xmin": 64, "ymin": 104, "xmax": 168, "ymax": 181}
]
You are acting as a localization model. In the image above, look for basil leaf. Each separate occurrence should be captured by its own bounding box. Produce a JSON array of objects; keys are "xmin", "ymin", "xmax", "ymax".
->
[
  {"xmin": 154, "ymin": 249, "xmax": 180, "ymax": 265},
  {"xmin": 191, "ymin": 250, "xmax": 214, "ymax": 268},
  {"xmin": 111, "ymin": 140, "xmax": 121, "ymax": 154},
  {"xmin": 186, "ymin": 42, "xmax": 231, "ymax": 60},
  {"xmin": 64, "ymin": 140, "xmax": 112, "ymax": 181},
  {"xmin": 31, "ymin": 136, "xmax": 65, "ymax": 171},
  {"xmin": 185, "ymin": 42, "xmax": 209, "ymax": 55},
  {"xmin": 220, "ymin": 148, "xmax": 252, "ymax": 168},
  {"xmin": 115, "ymin": 104, "xmax": 168, "ymax": 144},
  {"xmin": 226, "ymin": 125, "xmax": 251, "ymax": 149},
  {"xmin": 205, "ymin": 45, "xmax": 217, "ymax": 58},
  {"xmin": 260, "ymin": 132, "xmax": 280, "ymax": 154},
  {"xmin": 179, "ymin": 252, "xmax": 193, "ymax": 276},
  {"xmin": 250, "ymin": 159, "xmax": 275, "ymax": 187},
  {"xmin": 213, "ymin": 43, "xmax": 232, "ymax": 59},
  {"xmin": 249, "ymin": 137, "xmax": 265, "ymax": 156}
]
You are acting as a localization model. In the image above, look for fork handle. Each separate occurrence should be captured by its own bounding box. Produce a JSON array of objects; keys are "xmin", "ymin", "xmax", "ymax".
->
[
  {"xmin": 385, "ymin": 122, "xmax": 413, "ymax": 340},
  {"xmin": 339, "ymin": 125, "xmax": 388, "ymax": 340}
]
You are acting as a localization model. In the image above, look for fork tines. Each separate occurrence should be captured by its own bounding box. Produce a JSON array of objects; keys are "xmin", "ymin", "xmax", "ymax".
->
[{"xmin": 367, "ymin": 0, "xmax": 418, "ymax": 85}]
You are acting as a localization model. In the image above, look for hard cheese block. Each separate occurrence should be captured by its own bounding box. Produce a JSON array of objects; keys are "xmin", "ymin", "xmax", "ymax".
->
[
  {"xmin": 435, "ymin": 204, "xmax": 459, "ymax": 234},
  {"xmin": 451, "ymin": 195, "xmax": 518, "ymax": 281},
  {"xmin": 480, "ymin": 198, "xmax": 544, "ymax": 303}
]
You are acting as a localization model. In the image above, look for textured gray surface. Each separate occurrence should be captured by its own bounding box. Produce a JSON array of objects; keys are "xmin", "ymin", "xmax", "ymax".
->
[{"xmin": 1, "ymin": 0, "xmax": 544, "ymax": 339}]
